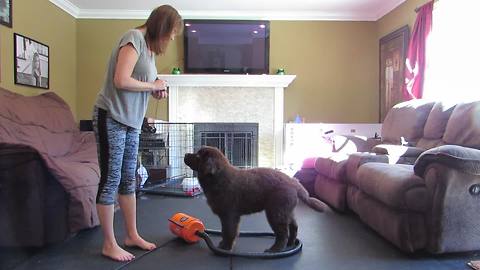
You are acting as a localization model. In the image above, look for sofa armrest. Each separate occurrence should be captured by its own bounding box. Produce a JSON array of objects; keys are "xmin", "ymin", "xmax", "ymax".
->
[
  {"xmin": 413, "ymin": 145, "xmax": 480, "ymax": 253},
  {"xmin": 373, "ymin": 144, "xmax": 425, "ymax": 158},
  {"xmin": 332, "ymin": 135, "xmax": 381, "ymax": 154},
  {"xmin": 78, "ymin": 131, "xmax": 96, "ymax": 144},
  {"xmin": 68, "ymin": 131, "xmax": 96, "ymax": 155},
  {"xmin": 414, "ymin": 145, "xmax": 480, "ymax": 177}
]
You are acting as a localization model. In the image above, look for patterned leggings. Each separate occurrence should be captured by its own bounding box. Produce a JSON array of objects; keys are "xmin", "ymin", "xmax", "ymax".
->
[{"xmin": 92, "ymin": 107, "xmax": 140, "ymax": 205}]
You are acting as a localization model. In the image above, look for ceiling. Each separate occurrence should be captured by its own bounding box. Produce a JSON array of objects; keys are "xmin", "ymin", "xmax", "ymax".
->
[{"xmin": 49, "ymin": 0, "xmax": 406, "ymax": 21}]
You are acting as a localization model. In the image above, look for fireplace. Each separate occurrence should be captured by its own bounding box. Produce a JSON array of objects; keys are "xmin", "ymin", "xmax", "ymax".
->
[
  {"xmin": 194, "ymin": 123, "xmax": 258, "ymax": 169},
  {"xmin": 157, "ymin": 74, "xmax": 296, "ymax": 168}
]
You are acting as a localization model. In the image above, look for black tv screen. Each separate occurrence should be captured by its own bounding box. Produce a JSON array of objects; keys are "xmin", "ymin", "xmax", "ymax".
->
[{"xmin": 183, "ymin": 20, "xmax": 270, "ymax": 74}]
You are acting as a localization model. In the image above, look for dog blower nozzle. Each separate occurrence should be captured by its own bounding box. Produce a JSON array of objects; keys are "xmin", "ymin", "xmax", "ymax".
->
[{"xmin": 168, "ymin": 213, "xmax": 205, "ymax": 243}]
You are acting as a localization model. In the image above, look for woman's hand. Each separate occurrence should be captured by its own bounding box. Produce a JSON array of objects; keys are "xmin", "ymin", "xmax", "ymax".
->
[
  {"xmin": 152, "ymin": 79, "xmax": 167, "ymax": 91},
  {"xmin": 151, "ymin": 89, "xmax": 168, "ymax": 100}
]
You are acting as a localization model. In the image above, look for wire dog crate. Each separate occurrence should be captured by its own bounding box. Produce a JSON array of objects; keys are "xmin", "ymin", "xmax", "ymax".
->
[
  {"xmin": 136, "ymin": 122, "xmax": 258, "ymax": 197},
  {"xmin": 137, "ymin": 123, "xmax": 200, "ymax": 197}
]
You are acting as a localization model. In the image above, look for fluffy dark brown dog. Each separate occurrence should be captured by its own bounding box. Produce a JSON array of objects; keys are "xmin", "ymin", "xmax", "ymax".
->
[{"xmin": 184, "ymin": 146, "xmax": 330, "ymax": 252}]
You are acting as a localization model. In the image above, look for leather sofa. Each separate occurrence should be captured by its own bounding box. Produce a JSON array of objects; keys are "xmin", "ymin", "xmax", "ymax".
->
[{"xmin": 295, "ymin": 99, "xmax": 480, "ymax": 253}]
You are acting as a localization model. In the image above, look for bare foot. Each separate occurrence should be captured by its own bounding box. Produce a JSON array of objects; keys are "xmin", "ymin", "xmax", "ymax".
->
[
  {"xmin": 125, "ymin": 235, "xmax": 156, "ymax": 251},
  {"xmin": 102, "ymin": 243, "xmax": 135, "ymax": 262}
]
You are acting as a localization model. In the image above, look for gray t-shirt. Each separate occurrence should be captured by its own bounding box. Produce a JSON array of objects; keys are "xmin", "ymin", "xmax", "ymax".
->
[{"xmin": 95, "ymin": 29, "xmax": 157, "ymax": 129}]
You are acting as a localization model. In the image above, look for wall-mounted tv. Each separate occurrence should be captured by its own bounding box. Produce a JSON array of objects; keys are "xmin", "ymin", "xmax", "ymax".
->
[{"xmin": 183, "ymin": 20, "xmax": 270, "ymax": 74}]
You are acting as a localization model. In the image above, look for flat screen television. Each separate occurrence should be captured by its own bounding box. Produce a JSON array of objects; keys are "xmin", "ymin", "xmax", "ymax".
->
[{"xmin": 183, "ymin": 20, "xmax": 270, "ymax": 74}]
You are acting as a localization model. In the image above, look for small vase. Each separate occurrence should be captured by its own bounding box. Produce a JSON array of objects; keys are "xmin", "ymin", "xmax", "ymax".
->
[{"xmin": 172, "ymin": 67, "xmax": 181, "ymax": 74}]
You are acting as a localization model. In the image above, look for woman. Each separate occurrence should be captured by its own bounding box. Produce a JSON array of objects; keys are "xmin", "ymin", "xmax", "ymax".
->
[
  {"xmin": 91, "ymin": 5, "xmax": 182, "ymax": 262},
  {"xmin": 32, "ymin": 52, "xmax": 41, "ymax": 87}
]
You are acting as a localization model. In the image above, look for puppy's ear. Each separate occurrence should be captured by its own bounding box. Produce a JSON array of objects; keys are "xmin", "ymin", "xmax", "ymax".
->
[{"xmin": 204, "ymin": 157, "xmax": 218, "ymax": 175}]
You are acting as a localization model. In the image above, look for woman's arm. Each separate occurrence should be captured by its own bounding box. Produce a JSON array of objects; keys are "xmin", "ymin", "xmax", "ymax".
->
[{"xmin": 113, "ymin": 43, "xmax": 166, "ymax": 92}]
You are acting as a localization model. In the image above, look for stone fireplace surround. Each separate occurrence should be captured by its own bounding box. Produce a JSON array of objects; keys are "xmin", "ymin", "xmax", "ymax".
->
[{"xmin": 156, "ymin": 74, "xmax": 296, "ymax": 168}]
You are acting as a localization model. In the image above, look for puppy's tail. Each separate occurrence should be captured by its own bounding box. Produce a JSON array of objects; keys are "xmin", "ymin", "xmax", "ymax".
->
[{"xmin": 295, "ymin": 179, "xmax": 331, "ymax": 212}]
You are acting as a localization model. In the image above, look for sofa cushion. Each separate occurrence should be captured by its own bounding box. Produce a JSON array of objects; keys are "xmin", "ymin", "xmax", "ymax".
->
[
  {"xmin": 353, "ymin": 163, "xmax": 427, "ymax": 211},
  {"xmin": 381, "ymin": 99, "xmax": 435, "ymax": 145},
  {"xmin": 443, "ymin": 101, "xmax": 480, "ymax": 149},
  {"xmin": 314, "ymin": 154, "xmax": 349, "ymax": 181},
  {"xmin": 372, "ymin": 144, "xmax": 425, "ymax": 157},
  {"xmin": 416, "ymin": 101, "xmax": 456, "ymax": 149},
  {"xmin": 345, "ymin": 152, "xmax": 390, "ymax": 183}
]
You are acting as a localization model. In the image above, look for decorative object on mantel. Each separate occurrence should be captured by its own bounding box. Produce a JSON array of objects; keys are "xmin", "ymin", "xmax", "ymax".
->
[
  {"xmin": 0, "ymin": 0, "xmax": 12, "ymax": 28},
  {"xmin": 276, "ymin": 68, "xmax": 285, "ymax": 75},
  {"xmin": 171, "ymin": 67, "xmax": 181, "ymax": 74},
  {"xmin": 14, "ymin": 33, "xmax": 50, "ymax": 89},
  {"xmin": 379, "ymin": 25, "xmax": 409, "ymax": 122}
]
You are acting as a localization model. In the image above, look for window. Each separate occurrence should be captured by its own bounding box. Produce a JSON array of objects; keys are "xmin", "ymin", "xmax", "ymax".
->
[{"xmin": 423, "ymin": 0, "xmax": 480, "ymax": 102}]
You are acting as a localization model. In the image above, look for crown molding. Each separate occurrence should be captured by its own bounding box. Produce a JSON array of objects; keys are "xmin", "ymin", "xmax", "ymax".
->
[
  {"xmin": 49, "ymin": 0, "xmax": 80, "ymax": 18},
  {"xmin": 49, "ymin": 0, "xmax": 402, "ymax": 21},
  {"xmin": 179, "ymin": 10, "xmax": 379, "ymax": 21},
  {"xmin": 374, "ymin": 0, "xmax": 407, "ymax": 20}
]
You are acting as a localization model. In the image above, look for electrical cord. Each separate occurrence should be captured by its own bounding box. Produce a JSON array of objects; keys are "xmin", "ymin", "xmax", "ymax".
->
[
  {"xmin": 198, "ymin": 229, "xmax": 303, "ymax": 259},
  {"xmin": 113, "ymin": 228, "xmax": 302, "ymax": 269}
]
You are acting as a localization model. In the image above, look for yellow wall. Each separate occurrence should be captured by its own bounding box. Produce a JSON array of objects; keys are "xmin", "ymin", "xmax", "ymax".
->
[
  {"xmin": 76, "ymin": 20, "xmax": 378, "ymax": 123},
  {"xmin": 271, "ymin": 21, "xmax": 378, "ymax": 123},
  {"xmin": 378, "ymin": 0, "xmax": 431, "ymax": 38},
  {"xmin": 76, "ymin": 19, "xmax": 183, "ymax": 121},
  {"xmin": 0, "ymin": 0, "xmax": 77, "ymax": 117}
]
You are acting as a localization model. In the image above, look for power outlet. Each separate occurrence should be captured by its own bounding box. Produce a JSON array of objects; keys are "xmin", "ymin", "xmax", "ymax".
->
[{"xmin": 350, "ymin": 129, "xmax": 356, "ymax": 133}]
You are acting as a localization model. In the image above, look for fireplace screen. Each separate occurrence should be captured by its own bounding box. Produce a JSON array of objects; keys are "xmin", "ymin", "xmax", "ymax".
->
[
  {"xmin": 194, "ymin": 123, "xmax": 258, "ymax": 169},
  {"xmin": 137, "ymin": 122, "xmax": 258, "ymax": 197}
]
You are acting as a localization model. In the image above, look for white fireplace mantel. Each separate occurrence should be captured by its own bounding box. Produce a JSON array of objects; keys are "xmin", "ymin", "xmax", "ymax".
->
[
  {"xmin": 156, "ymin": 74, "xmax": 296, "ymax": 168},
  {"xmin": 157, "ymin": 74, "xmax": 296, "ymax": 88}
]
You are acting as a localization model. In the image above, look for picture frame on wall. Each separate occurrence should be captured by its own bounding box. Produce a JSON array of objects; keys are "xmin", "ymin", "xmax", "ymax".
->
[
  {"xmin": 14, "ymin": 33, "xmax": 50, "ymax": 89},
  {"xmin": 0, "ymin": 0, "xmax": 12, "ymax": 28},
  {"xmin": 379, "ymin": 25, "xmax": 409, "ymax": 122}
]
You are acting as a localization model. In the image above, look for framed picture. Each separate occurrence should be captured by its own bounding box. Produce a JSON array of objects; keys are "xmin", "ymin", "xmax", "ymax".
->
[
  {"xmin": 379, "ymin": 25, "xmax": 409, "ymax": 122},
  {"xmin": 14, "ymin": 33, "xmax": 49, "ymax": 89},
  {"xmin": 0, "ymin": 0, "xmax": 12, "ymax": 28}
]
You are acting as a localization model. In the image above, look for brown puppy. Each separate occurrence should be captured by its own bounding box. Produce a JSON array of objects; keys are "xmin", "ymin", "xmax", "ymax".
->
[{"xmin": 184, "ymin": 146, "xmax": 330, "ymax": 252}]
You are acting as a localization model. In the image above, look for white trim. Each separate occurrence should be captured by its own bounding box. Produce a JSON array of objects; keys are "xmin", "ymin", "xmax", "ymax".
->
[
  {"xmin": 156, "ymin": 74, "xmax": 296, "ymax": 88},
  {"xmin": 76, "ymin": 9, "xmax": 151, "ymax": 19},
  {"xmin": 273, "ymin": 87, "xmax": 285, "ymax": 168},
  {"xmin": 167, "ymin": 86, "xmax": 179, "ymax": 125},
  {"xmin": 374, "ymin": 0, "xmax": 407, "ymax": 20},
  {"xmin": 179, "ymin": 10, "xmax": 378, "ymax": 21},
  {"xmin": 48, "ymin": 0, "xmax": 398, "ymax": 21},
  {"xmin": 49, "ymin": 0, "xmax": 80, "ymax": 18}
]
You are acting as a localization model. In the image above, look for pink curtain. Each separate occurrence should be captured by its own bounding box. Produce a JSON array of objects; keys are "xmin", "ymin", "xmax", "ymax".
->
[{"xmin": 403, "ymin": 1, "xmax": 434, "ymax": 100}]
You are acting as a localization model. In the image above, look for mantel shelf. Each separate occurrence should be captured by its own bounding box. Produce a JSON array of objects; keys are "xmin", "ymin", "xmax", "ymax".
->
[{"xmin": 157, "ymin": 74, "xmax": 296, "ymax": 88}]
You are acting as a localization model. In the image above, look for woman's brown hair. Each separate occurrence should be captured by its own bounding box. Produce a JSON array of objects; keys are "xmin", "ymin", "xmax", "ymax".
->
[{"xmin": 138, "ymin": 5, "xmax": 183, "ymax": 55}]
